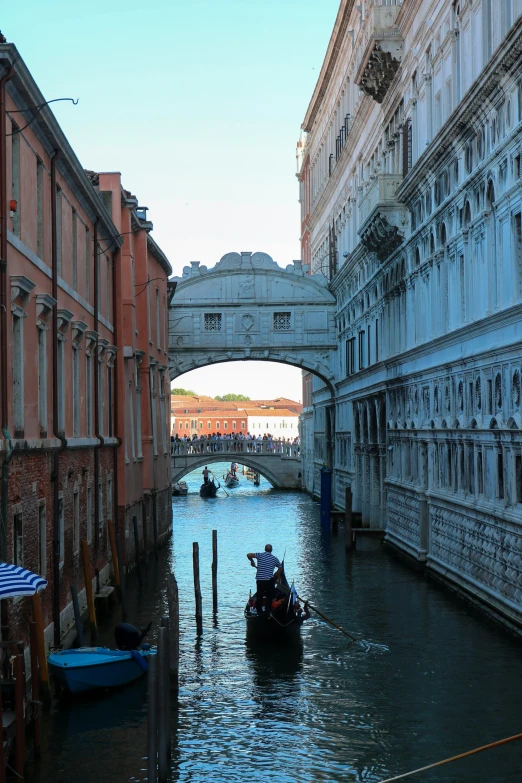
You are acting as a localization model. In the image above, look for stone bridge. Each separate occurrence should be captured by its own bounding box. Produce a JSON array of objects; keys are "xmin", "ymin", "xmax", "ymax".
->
[
  {"xmin": 168, "ymin": 251, "xmax": 337, "ymax": 388},
  {"xmin": 171, "ymin": 439, "xmax": 302, "ymax": 489}
]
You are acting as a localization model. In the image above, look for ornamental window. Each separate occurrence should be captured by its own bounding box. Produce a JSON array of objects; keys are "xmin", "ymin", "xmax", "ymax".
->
[
  {"xmin": 273, "ymin": 312, "xmax": 291, "ymax": 330},
  {"xmin": 204, "ymin": 313, "xmax": 222, "ymax": 331}
]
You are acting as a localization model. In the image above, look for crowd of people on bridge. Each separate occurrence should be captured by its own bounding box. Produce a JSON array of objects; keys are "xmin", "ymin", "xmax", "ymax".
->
[{"xmin": 170, "ymin": 432, "xmax": 300, "ymax": 458}]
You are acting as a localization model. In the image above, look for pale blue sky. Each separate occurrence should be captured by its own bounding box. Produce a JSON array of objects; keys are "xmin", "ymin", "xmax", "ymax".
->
[{"xmin": 5, "ymin": 0, "xmax": 339, "ymax": 400}]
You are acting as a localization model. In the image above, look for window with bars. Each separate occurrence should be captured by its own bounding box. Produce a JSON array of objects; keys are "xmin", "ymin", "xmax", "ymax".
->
[
  {"xmin": 204, "ymin": 313, "xmax": 222, "ymax": 331},
  {"xmin": 273, "ymin": 312, "xmax": 291, "ymax": 330}
]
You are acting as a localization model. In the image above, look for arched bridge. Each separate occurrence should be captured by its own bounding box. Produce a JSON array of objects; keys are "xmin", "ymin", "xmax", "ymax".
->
[
  {"xmin": 171, "ymin": 439, "xmax": 302, "ymax": 489},
  {"xmin": 168, "ymin": 251, "xmax": 337, "ymax": 388}
]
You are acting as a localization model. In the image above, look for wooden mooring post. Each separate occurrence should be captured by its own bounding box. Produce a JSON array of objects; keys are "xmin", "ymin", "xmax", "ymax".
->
[
  {"xmin": 212, "ymin": 529, "xmax": 218, "ymax": 613},
  {"xmin": 114, "ymin": 529, "xmax": 128, "ymax": 622},
  {"xmin": 81, "ymin": 539, "xmax": 97, "ymax": 636},
  {"xmin": 29, "ymin": 621, "xmax": 41, "ymax": 758},
  {"xmin": 345, "ymin": 486, "xmax": 354, "ymax": 552},
  {"xmin": 107, "ymin": 519, "xmax": 121, "ymax": 586},
  {"xmin": 70, "ymin": 585, "xmax": 84, "ymax": 647},
  {"xmin": 14, "ymin": 647, "xmax": 25, "ymax": 777},
  {"xmin": 193, "ymin": 542, "xmax": 203, "ymax": 635},
  {"xmin": 157, "ymin": 626, "xmax": 170, "ymax": 782},
  {"xmin": 133, "ymin": 515, "xmax": 143, "ymax": 586},
  {"xmin": 147, "ymin": 652, "xmax": 158, "ymax": 783},
  {"xmin": 167, "ymin": 573, "xmax": 179, "ymax": 691},
  {"xmin": 0, "ymin": 672, "xmax": 4, "ymax": 783},
  {"xmin": 31, "ymin": 592, "xmax": 50, "ymax": 704}
]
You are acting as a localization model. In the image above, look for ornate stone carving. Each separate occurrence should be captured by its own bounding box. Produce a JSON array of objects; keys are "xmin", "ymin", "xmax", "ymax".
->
[{"xmin": 354, "ymin": 5, "xmax": 403, "ymax": 104}]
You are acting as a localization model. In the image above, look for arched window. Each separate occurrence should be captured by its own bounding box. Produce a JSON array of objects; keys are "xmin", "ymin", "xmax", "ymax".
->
[
  {"xmin": 440, "ymin": 222, "xmax": 447, "ymax": 246},
  {"xmin": 463, "ymin": 200, "xmax": 471, "ymax": 228},
  {"xmin": 486, "ymin": 179, "xmax": 495, "ymax": 209}
]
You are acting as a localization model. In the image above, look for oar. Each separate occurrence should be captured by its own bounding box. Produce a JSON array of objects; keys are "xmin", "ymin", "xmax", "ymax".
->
[
  {"xmin": 297, "ymin": 595, "xmax": 357, "ymax": 643},
  {"xmin": 211, "ymin": 472, "xmax": 229, "ymax": 497},
  {"xmin": 374, "ymin": 731, "xmax": 522, "ymax": 783}
]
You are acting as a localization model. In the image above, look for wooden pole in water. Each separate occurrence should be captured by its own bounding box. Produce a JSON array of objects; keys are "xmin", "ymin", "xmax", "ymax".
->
[
  {"xmin": 167, "ymin": 573, "xmax": 179, "ymax": 691},
  {"xmin": 115, "ymin": 530, "xmax": 128, "ymax": 622},
  {"xmin": 152, "ymin": 491, "xmax": 158, "ymax": 558},
  {"xmin": 344, "ymin": 486, "xmax": 354, "ymax": 552},
  {"xmin": 147, "ymin": 651, "xmax": 158, "ymax": 783},
  {"xmin": 0, "ymin": 671, "xmax": 5, "ymax": 783},
  {"xmin": 212, "ymin": 529, "xmax": 218, "ymax": 613},
  {"xmin": 81, "ymin": 539, "xmax": 97, "ymax": 636},
  {"xmin": 29, "ymin": 621, "xmax": 41, "ymax": 758},
  {"xmin": 14, "ymin": 648, "xmax": 25, "ymax": 777},
  {"xmin": 133, "ymin": 515, "xmax": 143, "ymax": 586},
  {"xmin": 31, "ymin": 592, "xmax": 50, "ymax": 704},
  {"xmin": 141, "ymin": 500, "xmax": 149, "ymax": 565},
  {"xmin": 193, "ymin": 542, "xmax": 203, "ymax": 635},
  {"xmin": 160, "ymin": 616, "xmax": 171, "ymax": 755},
  {"xmin": 70, "ymin": 585, "xmax": 84, "ymax": 647},
  {"xmin": 107, "ymin": 519, "xmax": 120, "ymax": 586},
  {"xmin": 157, "ymin": 626, "xmax": 170, "ymax": 782}
]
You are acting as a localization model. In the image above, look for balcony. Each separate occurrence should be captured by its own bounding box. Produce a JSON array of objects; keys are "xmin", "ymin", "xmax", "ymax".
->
[
  {"xmin": 354, "ymin": 5, "xmax": 403, "ymax": 104},
  {"xmin": 358, "ymin": 174, "xmax": 409, "ymax": 261}
]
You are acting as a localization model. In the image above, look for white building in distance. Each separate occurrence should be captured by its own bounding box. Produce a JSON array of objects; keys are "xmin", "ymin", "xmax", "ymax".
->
[
  {"xmin": 243, "ymin": 408, "xmax": 300, "ymax": 438},
  {"xmin": 297, "ymin": 0, "xmax": 522, "ymax": 631}
]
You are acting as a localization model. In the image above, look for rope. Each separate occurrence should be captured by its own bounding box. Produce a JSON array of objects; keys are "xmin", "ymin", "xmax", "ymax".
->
[
  {"xmin": 268, "ymin": 614, "xmax": 298, "ymax": 629},
  {"xmin": 375, "ymin": 732, "xmax": 522, "ymax": 783}
]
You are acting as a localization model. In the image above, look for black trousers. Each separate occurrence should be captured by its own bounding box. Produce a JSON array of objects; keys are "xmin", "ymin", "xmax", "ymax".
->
[{"xmin": 256, "ymin": 578, "xmax": 275, "ymax": 614}]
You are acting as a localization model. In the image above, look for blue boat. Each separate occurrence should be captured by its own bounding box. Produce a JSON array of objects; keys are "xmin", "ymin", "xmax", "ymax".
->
[{"xmin": 48, "ymin": 646, "xmax": 156, "ymax": 694}]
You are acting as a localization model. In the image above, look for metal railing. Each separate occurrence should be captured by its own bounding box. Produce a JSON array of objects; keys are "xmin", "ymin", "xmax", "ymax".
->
[{"xmin": 170, "ymin": 438, "xmax": 301, "ymax": 458}]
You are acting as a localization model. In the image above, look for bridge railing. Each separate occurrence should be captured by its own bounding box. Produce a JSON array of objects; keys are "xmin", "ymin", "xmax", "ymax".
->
[{"xmin": 170, "ymin": 438, "xmax": 301, "ymax": 458}]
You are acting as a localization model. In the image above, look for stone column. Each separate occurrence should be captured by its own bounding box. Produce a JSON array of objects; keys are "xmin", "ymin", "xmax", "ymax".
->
[{"xmin": 418, "ymin": 440, "xmax": 429, "ymax": 560}]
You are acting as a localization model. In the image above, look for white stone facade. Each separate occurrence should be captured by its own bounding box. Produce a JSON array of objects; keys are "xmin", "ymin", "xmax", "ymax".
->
[{"xmin": 298, "ymin": 0, "xmax": 522, "ymax": 628}]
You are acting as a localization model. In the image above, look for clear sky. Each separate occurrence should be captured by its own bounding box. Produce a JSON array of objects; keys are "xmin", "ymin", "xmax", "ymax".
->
[{"xmin": 5, "ymin": 0, "xmax": 339, "ymax": 401}]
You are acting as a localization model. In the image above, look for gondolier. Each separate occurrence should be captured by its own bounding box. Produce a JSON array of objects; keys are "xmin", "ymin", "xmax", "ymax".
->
[{"xmin": 246, "ymin": 544, "xmax": 283, "ymax": 616}]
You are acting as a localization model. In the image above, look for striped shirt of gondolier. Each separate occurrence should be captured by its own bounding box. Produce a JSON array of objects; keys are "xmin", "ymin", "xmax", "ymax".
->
[{"xmin": 255, "ymin": 552, "xmax": 281, "ymax": 581}]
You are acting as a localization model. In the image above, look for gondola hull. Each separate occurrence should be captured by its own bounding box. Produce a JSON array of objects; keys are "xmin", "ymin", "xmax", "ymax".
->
[
  {"xmin": 200, "ymin": 480, "xmax": 219, "ymax": 498},
  {"xmin": 244, "ymin": 577, "xmax": 308, "ymax": 637}
]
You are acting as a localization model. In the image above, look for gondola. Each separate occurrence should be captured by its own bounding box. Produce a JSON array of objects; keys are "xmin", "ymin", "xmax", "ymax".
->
[
  {"xmin": 200, "ymin": 478, "xmax": 219, "ymax": 498},
  {"xmin": 224, "ymin": 471, "xmax": 239, "ymax": 488},
  {"xmin": 244, "ymin": 570, "xmax": 309, "ymax": 637}
]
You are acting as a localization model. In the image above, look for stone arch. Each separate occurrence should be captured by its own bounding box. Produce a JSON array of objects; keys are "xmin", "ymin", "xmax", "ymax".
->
[
  {"xmin": 470, "ymin": 418, "xmax": 478, "ymax": 429},
  {"xmin": 171, "ymin": 454, "xmax": 284, "ymax": 488},
  {"xmin": 507, "ymin": 415, "xmax": 521, "ymax": 429}
]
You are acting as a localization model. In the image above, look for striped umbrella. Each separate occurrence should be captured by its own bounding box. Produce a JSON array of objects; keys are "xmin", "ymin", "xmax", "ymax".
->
[{"xmin": 0, "ymin": 563, "xmax": 47, "ymax": 599}]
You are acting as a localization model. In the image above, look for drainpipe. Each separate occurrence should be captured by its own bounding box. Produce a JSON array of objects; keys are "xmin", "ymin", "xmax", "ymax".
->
[
  {"xmin": 111, "ymin": 247, "xmax": 122, "ymax": 540},
  {"xmin": 51, "ymin": 149, "xmax": 67, "ymax": 647},
  {"xmin": 0, "ymin": 66, "xmax": 13, "ymax": 639},
  {"xmin": 93, "ymin": 218, "xmax": 104, "ymax": 551}
]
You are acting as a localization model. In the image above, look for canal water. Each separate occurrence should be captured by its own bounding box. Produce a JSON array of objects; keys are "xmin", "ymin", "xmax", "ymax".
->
[{"xmin": 28, "ymin": 464, "xmax": 522, "ymax": 782}]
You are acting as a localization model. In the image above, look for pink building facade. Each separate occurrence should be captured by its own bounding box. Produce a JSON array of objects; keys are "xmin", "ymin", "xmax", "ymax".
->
[{"xmin": 0, "ymin": 42, "xmax": 172, "ymax": 648}]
